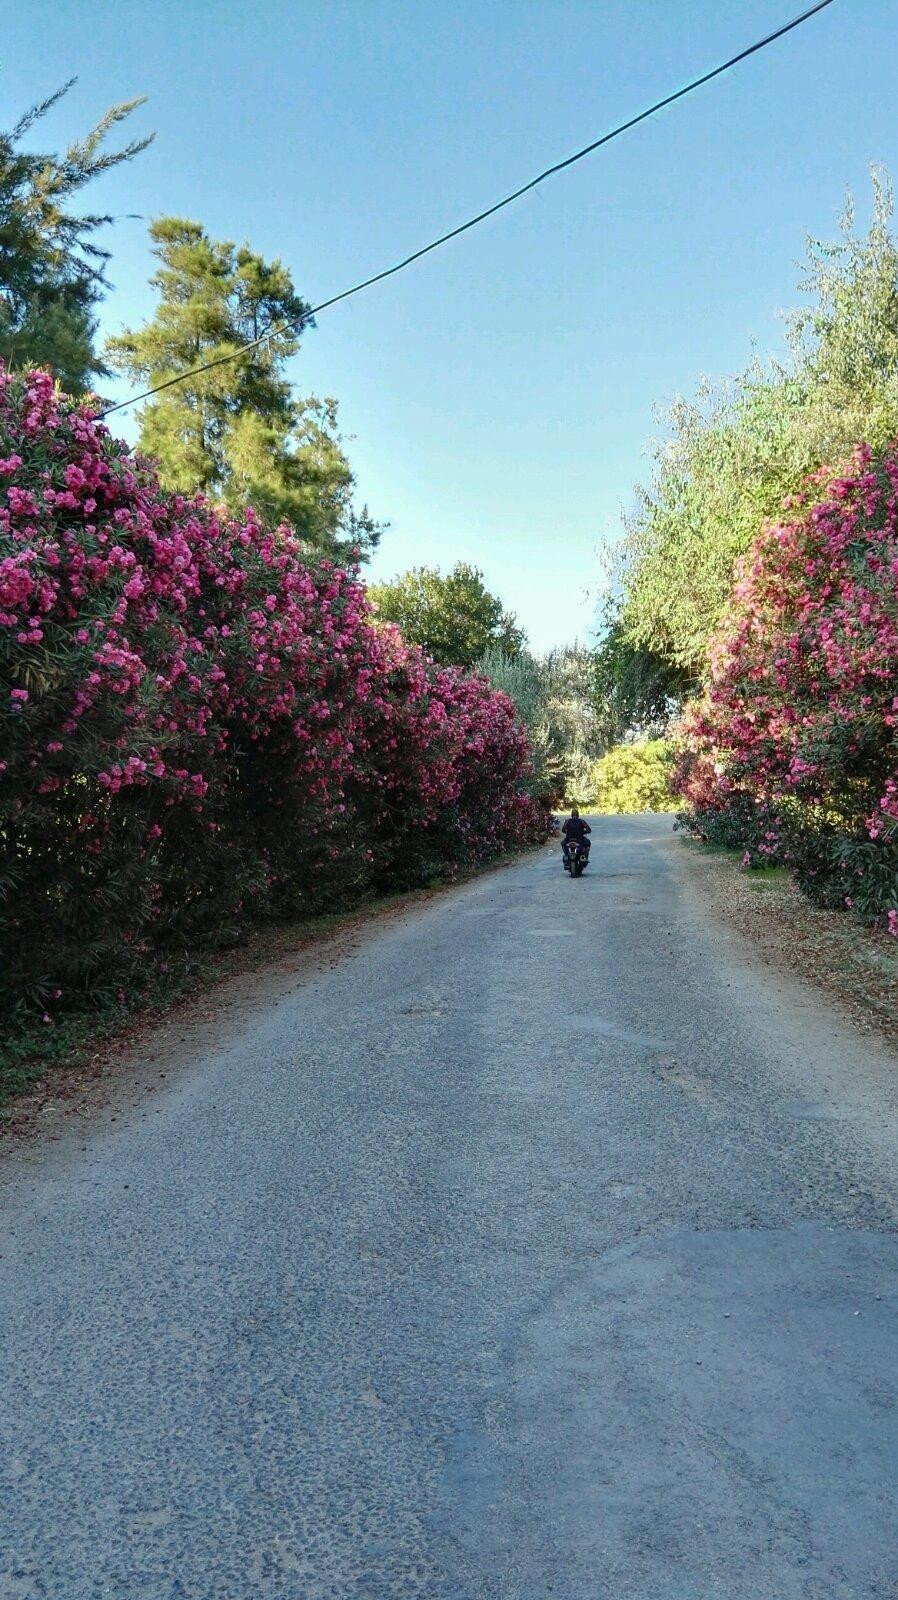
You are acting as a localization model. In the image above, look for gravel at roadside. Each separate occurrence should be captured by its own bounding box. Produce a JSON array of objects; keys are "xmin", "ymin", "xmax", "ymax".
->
[{"xmin": 677, "ymin": 835, "xmax": 898, "ymax": 1050}]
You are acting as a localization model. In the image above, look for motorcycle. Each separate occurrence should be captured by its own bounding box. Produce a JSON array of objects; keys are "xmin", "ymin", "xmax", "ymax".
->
[{"xmin": 564, "ymin": 839, "xmax": 587, "ymax": 878}]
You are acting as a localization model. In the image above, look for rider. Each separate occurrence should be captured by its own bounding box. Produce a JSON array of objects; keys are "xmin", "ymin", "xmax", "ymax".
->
[{"xmin": 561, "ymin": 806, "xmax": 591, "ymax": 864}]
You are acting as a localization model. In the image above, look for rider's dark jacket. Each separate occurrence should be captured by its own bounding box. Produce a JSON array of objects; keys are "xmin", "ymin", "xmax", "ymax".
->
[{"xmin": 561, "ymin": 816, "xmax": 591, "ymax": 843}]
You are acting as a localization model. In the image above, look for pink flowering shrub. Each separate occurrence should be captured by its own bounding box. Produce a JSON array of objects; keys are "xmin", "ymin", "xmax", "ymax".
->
[
  {"xmin": 342, "ymin": 632, "xmax": 541, "ymax": 889},
  {"xmin": 0, "ymin": 367, "xmax": 548, "ymax": 1025},
  {"xmin": 674, "ymin": 442, "xmax": 898, "ymax": 931}
]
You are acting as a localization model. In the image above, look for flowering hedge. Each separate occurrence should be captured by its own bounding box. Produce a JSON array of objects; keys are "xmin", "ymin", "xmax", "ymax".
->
[
  {"xmin": 674, "ymin": 442, "xmax": 898, "ymax": 934},
  {"xmin": 0, "ymin": 367, "xmax": 548, "ymax": 1027}
]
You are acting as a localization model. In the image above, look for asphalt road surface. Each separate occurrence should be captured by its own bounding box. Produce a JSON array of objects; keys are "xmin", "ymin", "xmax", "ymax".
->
[{"xmin": 2, "ymin": 816, "xmax": 897, "ymax": 1600}]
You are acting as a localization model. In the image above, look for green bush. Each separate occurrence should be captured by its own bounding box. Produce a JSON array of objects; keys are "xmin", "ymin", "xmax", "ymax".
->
[{"xmin": 590, "ymin": 740, "xmax": 678, "ymax": 814}]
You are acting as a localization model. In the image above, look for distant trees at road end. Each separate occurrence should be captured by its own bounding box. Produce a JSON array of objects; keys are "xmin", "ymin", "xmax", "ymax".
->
[
  {"xmin": 590, "ymin": 742, "xmax": 678, "ymax": 815},
  {"xmin": 475, "ymin": 645, "xmax": 604, "ymax": 809}
]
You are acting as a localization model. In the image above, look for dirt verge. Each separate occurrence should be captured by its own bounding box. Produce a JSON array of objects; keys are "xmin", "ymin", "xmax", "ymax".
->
[{"xmin": 678, "ymin": 836, "xmax": 898, "ymax": 1052}]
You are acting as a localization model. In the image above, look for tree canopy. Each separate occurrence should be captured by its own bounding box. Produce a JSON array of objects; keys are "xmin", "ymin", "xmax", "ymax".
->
[
  {"xmin": 369, "ymin": 562, "xmax": 525, "ymax": 667},
  {"xmin": 0, "ymin": 80, "xmax": 152, "ymax": 392},
  {"xmin": 106, "ymin": 217, "xmax": 379, "ymax": 560}
]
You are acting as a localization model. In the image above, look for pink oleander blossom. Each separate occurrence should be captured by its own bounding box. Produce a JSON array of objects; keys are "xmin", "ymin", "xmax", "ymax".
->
[
  {"xmin": 0, "ymin": 363, "xmax": 549, "ymax": 1021},
  {"xmin": 673, "ymin": 440, "xmax": 898, "ymax": 926}
]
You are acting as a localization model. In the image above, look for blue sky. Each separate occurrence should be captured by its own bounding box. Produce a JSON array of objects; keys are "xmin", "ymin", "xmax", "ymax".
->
[{"xmin": 5, "ymin": 0, "xmax": 896, "ymax": 649}]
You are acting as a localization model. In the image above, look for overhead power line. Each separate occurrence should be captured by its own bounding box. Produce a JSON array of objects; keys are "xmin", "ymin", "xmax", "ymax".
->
[{"xmin": 98, "ymin": 0, "xmax": 836, "ymax": 420}]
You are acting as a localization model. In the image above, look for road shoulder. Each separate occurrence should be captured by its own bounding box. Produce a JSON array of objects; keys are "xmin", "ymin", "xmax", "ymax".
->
[{"xmin": 670, "ymin": 832, "xmax": 898, "ymax": 1051}]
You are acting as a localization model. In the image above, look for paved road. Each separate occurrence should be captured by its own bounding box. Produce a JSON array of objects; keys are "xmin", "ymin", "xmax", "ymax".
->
[{"xmin": 2, "ymin": 816, "xmax": 897, "ymax": 1600}]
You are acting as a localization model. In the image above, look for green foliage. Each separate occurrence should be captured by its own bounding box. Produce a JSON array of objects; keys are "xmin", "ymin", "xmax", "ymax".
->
[
  {"xmin": 617, "ymin": 169, "xmax": 898, "ymax": 673},
  {"xmin": 0, "ymin": 81, "xmax": 152, "ymax": 392},
  {"xmin": 678, "ymin": 791, "xmax": 898, "ymax": 927},
  {"xmin": 476, "ymin": 643, "xmax": 603, "ymax": 806},
  {"xmin": 591, "ymin": 740, "xmax": 678, "ymax": 814},
  {"xmin": 370, "ymin": 562, "xmax": 524, "ymax": 667},
  {"xmin": 674, "ymin": 792, "xmax": 773, "ymax": 857},
  {"xmin": 106, "ymin": 217, "xmax": 376, "ymax": 559},
  {"xmin": 476, "ymin": 645, "xmax": 543, "ymax": 726},
  {"xmin": 539, "ymin": 646, "xmax": 605, "ymax": 804},
  {"xmin": 476, "ymin": 646, "xmax": 562, "ymax": 803},
  {"xmin": 592, "ymin": 593, "xmax": 691, "ymax": 743}
]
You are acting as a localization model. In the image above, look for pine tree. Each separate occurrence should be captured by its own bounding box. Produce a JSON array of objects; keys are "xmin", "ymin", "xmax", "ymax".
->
[
  {"xmin": 107, "ymin": 218, "xmax": 377, "ymax": 559},
  {"xmin": 0, "ymin": 80, "xmax": 152, "ymax": 392}
]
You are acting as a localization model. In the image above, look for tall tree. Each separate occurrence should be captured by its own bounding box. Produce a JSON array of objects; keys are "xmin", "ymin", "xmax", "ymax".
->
[
  {"xmin": 0, "ymin": 80, "xmax": 152, "ymax": 392},
  {"xmin": 107, "ymin": 217, "xmax": 378, "ymax": 560},
  {"xmin": 369, "ymin": 562, "xmax": 525, "ymax": 667}
]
